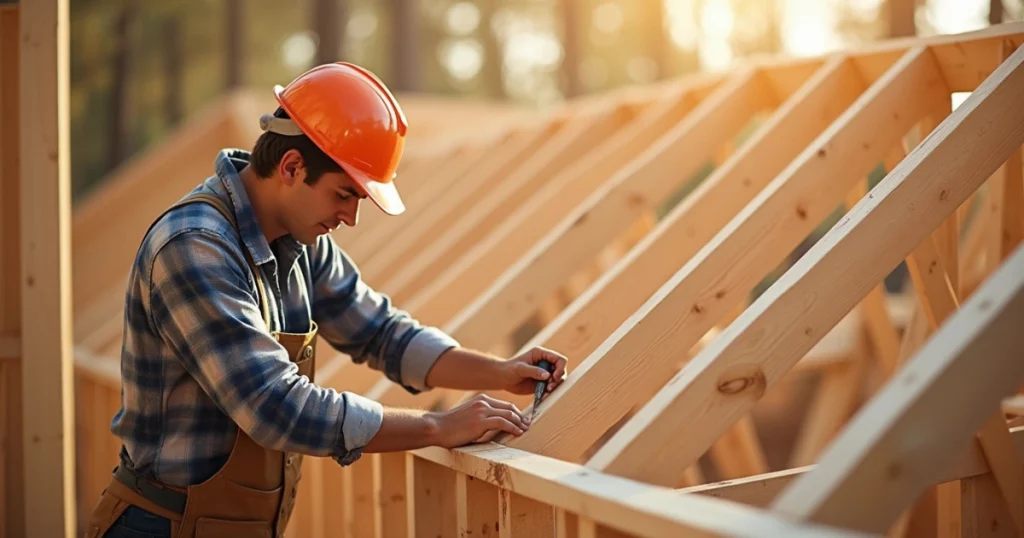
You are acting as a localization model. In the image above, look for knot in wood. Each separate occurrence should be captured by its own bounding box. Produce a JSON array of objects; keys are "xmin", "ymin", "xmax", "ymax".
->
[{"xmin": 716, "ymin": 364, "xmax": 767, "ymax": 399}]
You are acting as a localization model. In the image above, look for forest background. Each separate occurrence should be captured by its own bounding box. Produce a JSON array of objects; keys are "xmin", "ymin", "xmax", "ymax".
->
[{"xmin": 9, "ymin": 0, "xmax": 1020, "ymax": 202}]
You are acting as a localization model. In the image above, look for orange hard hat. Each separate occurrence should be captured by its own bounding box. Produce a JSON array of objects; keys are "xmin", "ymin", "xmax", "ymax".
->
[{"xmin": 260, "ymin": 62, "xmax": 409, "ymax": 215}]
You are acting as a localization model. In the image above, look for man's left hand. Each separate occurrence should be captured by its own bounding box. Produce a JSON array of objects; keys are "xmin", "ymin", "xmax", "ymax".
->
[{"xmin": 499, "ymin": 346, "xmax": 569, "ymax": 397}]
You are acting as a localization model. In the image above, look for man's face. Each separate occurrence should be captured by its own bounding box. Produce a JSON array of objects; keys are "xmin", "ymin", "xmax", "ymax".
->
[{"xmin": 277, "ymin": 151, "xmax": 365, "ymax": 245}]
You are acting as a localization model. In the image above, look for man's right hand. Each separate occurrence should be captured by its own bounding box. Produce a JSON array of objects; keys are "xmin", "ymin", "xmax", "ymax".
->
[{"xmin": 429, "ymin": 394, "xmax": 530, "ymax": 448}]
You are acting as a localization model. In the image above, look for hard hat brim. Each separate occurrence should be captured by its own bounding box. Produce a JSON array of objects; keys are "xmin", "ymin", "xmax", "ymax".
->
[{"xmin": 347, "ymin": 167, "xmax": 406, "ymax": 216}]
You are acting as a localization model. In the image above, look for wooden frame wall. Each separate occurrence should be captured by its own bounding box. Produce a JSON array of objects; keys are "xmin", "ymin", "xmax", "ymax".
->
[
  {"xmin": 2, "ymin": 1, "xmax": 77, "ymax": 537},
  {"xmin": 52, "ymin": 21, "xmax": 1024, "ymax": 538}
]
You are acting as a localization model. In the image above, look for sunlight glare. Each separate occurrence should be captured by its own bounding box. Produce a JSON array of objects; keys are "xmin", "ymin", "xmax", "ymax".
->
[
  {"xmin": 593, "ymin": 1, "xmax": 625, "ymax": 35},
  {"xmin": 346, "ymin": 8, "xmax": 378, "ymax": 41},
  {"xmin": 446, "ymin": 2, "xmax": 481, "ymax": 36},
  {"xmin": 666, "ymin": 0, "xmax": 699, "ymax": 50},
  {"xmin": 282, "ymin": 32, "xmax": 317, "ymax": 69},
  {"xmin": 440, "ymin": 38, "xmax": 484, "ymax": 81},
  {"xmin": 923, "ymin": 0, "xmax": 988, "ymax": 35},
  {"xmin": 701, "ymin": 0, "xmax": 734, "ymax": 39},
  {"xmin": 780, "ymin": 0, "xmax": 842, "ymax": 56}
]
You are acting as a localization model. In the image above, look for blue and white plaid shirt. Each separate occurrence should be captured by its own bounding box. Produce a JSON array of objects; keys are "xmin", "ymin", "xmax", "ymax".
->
[{"xmin": 111, "ymin": 149, "xmax": 459, "ymax": 486}]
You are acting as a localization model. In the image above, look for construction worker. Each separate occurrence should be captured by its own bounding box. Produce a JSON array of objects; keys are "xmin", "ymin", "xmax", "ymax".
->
[{"xmin": 86, "ymin": 62, "xmax": 568, "ymax": 538}]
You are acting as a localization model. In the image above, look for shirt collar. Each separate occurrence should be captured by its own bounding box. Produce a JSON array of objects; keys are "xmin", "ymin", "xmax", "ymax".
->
[{"xmin": 212, "ymin": 149, "xmax": 277, "ymax": 265}]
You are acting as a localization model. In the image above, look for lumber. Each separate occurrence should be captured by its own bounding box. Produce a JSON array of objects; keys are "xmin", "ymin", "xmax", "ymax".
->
[
  {"xmin": 514, "ymin": 45, "xmax": 948, "ymax": 464},
  {"xmin": 444, "ymin": 66, "xmax": 776, "ymax": 353},
  {"xmin": 771, "ymin": 243, "xmax": 1024, "ymax": 532},
  {"xmin": 18, "ymin": 0, "xmax": 76, "ymax": 536},
  {"xmin": 688, "ymin": 427, "xmax": 1024, "ymax": 508},
  {"xmin": 412, "ymin": 444, "xmax": 872, "ymax": 538},
  {"xmin": 586, "ymin": 41, "xmax": 1024, "ymax": 484},
  {"xmin": 401, "ymin": 79, "xmax": 716, "ymax": 328}
]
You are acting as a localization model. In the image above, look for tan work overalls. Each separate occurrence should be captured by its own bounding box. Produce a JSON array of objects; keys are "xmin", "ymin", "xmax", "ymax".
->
[{"xmin": 86, "ymin": 193, "xmax": 317, "ymax": 538}]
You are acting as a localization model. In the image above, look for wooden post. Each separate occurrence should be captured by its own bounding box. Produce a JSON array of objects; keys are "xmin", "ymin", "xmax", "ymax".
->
[
  {"xmin": 0, "ymin": 6, "xmax": 25, "ymax": 537},
  {"xmin": 19, "ymin": 1, "xmax": 76, "ymax": 536}
]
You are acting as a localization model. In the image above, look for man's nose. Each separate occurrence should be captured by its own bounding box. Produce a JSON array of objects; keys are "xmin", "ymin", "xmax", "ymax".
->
[{"xmin": 339, "ymin": 199, "xmax": 360, "ymax": 227}]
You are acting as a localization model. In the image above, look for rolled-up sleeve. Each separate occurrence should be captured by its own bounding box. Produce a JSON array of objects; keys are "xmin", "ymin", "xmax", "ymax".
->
[
  {"xmin": 308, "ymin": 235, "xmax": 459, "ymax": 393},
  {"xmin": 147, "ymin": 230, "xmax": 382, "ymax": 464}
]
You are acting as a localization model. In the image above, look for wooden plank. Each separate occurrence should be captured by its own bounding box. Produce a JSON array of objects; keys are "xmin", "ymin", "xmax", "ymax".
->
[
  {"xmin": 788, "ymin": 357, "xmax": 867, "ymax": 468},
  {"xmin": 898, "ymin": 98, "xmax": 1024, "ymax": 536},
  {"xmin": 360, "ymin": 120, "xmax": 565, "ymax": 285},
  {"xmin": 19, "ymin": 1, "xmax": 76, "ymax": 536},
  {"xmin": 383, "ymin": 102, "xmax": 636, "ymax": 304},
  {"xmin": 971, "ymin": 415, "xmax": 1024, "ymax": 535},
  {"xmin": 408, "ymin": 456, "xmax": 457, "ymax": 538},
  {"xmin": 514, "ymin": 55, "xmax": 852, "ymax": 400},
  {"xmin": 687, "ymin": 427, "xmax": 1024, "ymax": 508},
  {"xmin": 1000, "ymin": 146, "xmax": 1023, "ymax": 259},
  {"xmin": 443, "ymin": 67, "xmax": 776, "ymax": 353},
  {"xmin": 379, "ymin": 452, "xmax": 410, "ymax": 538},
  {"xmin": 412, "ymin": 445, "xmax": 870, "ymax": 538},
  {"xmin": 512, "ymin": 46, "xmax": 947, "ymax": 463},
  {"xmin": 498, "ymin": 489, "xmax": 554, "ymax": 538},
  {"xmin": 457, "ymin": 474, "xmax": 499, "ymax": 538},
  {"xmin": 402, "ymin": 83, "xmax": 709, "ymax": 329},
  {"xmin": 770, "ymin": 243, "xmax": 1024, "ymax": 533},
  {"xmin": 0, "ymin": 336, "xmax": 16, "ymax": 360},
  {"xmin": 585, "ymin": 42, "xmax": 1024, "ymax": 485},
  {"xmin": 0, "ymin": 10, "xmax": 24, "ymax": 535},
  {"xmin": 343, "ymin": 132, "xmax": 510, "ymax": 265}
]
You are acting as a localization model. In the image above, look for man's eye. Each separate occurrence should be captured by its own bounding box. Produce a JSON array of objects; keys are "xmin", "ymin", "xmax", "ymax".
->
[{"xmin": 337, "ymin": 193, "xmax": 350, "ymax": 201}]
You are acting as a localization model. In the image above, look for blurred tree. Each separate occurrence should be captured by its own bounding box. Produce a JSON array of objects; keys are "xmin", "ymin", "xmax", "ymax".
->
[
  {"xmin": 313, "ymin": 0, "xmax": 346, "ymax": 63},
  {"xmin": 990, "ymin": 0, "xmax": 1004, "ymax": 23},
  {"xmin": 887, "ymin": 0, "xmax": 917, "ymax": 37},
  {"xmin": 478, "ymin": 0, "xmax": 506, "ymax": 98},
  {"xmin": 109, "ymin": 1, "xmax": 135, "ymax": 171},
  {"xmin": 163, "ymin": 13, "xmax": 184, "ymax": 127},
  {"xmin": 225, "ymin": 0, "xmax": 244, "ymax": 88},
  {"xmin": 388, "ymin": 0, "xmax": 420, "ymax": 91},
  {"xmin": 560, "ymin": 0, "xmax": 583, "ymax": 97}
]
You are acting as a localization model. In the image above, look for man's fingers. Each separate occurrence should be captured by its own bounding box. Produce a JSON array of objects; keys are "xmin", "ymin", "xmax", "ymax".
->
[
  {"xmin": 483, "ymin": 416, "xmax": 523, "ymax": 436},
  {"xmin": 474, "ymin": 430, "xmax": 501, "ymax": 443},
  {"xmin": 492, "ymin": 408, "xmax": 529, "ymax": 431},
  {"xmin": 514, "ymin": 361, "xmax": 550, "ymax": 381},
  {"xmin": 484, "ymin": 397, "xmax": 524, "ymax": 418}
]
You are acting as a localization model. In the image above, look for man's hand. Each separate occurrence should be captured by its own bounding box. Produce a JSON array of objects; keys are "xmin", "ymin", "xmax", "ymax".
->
[
  {"xmin": 429, "ymin": 394, "xmax": 531, "ymax": 448},
  {"xmin": 498, "ymin": 346, "xmax": 569, "ymax": 397}
]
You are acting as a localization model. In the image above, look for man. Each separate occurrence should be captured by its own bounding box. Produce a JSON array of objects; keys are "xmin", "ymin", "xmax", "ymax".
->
[{"xmin": 86, "ymin": 62, "xmax": 568, "ymax": 538}]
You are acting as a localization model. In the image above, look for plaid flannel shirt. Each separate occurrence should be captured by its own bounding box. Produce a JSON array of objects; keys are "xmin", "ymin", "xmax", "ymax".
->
[{"xmin": 110, "ymin": 149, "xmax": 459, "ymax": 486}]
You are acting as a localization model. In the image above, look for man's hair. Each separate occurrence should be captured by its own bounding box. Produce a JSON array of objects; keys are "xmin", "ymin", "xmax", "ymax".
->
[{"xmin": 249, "ymin": 107, "xmax": 342, "ymax": 184}]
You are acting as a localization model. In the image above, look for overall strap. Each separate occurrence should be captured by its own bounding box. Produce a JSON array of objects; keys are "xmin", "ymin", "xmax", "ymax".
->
[{"xmin": 162, "ymin": 192, "xmax": 271, "ymax": 328}]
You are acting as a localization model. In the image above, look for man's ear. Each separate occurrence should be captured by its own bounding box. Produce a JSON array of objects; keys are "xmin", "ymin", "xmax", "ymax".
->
[{"xmin": 278, "ymin": 149, "xmax": 307, "ymax": 186}]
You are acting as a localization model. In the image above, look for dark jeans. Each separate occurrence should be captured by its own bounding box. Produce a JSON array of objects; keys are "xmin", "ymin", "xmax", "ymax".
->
[{"xmin": 102, "ymin": 505, "xmax": 171, "ymax": 538}]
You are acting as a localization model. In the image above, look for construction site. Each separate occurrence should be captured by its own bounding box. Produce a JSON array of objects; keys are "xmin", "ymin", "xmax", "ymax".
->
[{"xmin": 3, "ymin": 1, "xmax": 1024, "ymax": 537}]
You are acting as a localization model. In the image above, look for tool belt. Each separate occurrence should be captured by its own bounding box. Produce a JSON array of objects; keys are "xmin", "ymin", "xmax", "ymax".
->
[{"xmin": 112, "ymin": 457, "xmax": 187, "ymax": 515}]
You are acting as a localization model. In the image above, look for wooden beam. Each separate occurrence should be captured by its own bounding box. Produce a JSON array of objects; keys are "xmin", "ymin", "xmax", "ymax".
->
[
  {"xmin": 443, "ymin": 66, "xmax": 776, "ymax": 353},
  {"xmin": 383, "ymin": 102, "xmax": 637, "ymax": 304},
  {"xmin": 770, "ymin": 243, "xmax": 1024, "ymax": 533},
  {"xmin": 0, "ymin": 7, "xmax": 24, "ymax": 536},
  {"xmin": 0, "ymin": 335, "xmax": 17, "ymax": 360},
  {"xmin": 400, "ymin": 83, "xmax": 709, "ymax": 328},
  {"xmin": 343, "ymin": 130, "xmax": 511, "ymax": 265},
  {"xmin": 511, "ymin": 46, "xmax": 947, "ymax": 463},
  {"xmin": 411, "ymin": 444, "xmax": 871, "ymax": 538},
  {"xmin": 688, "ymin": 427, "xmax": 1024, "ymax": 508},
  {"xmin": 19, "ymin": 0, "xmax": 76, "ymax": 536},
  {"xmin": 503, "ymin": 54, "xmax": 859, "ymax": 427},
  {"xmin": 587, "ymin": 42, "xmax": 1024, "ymax": 485},
  {"xmin": 359, "ymin": 119, "xmax": 565, "ymax": 285}
]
